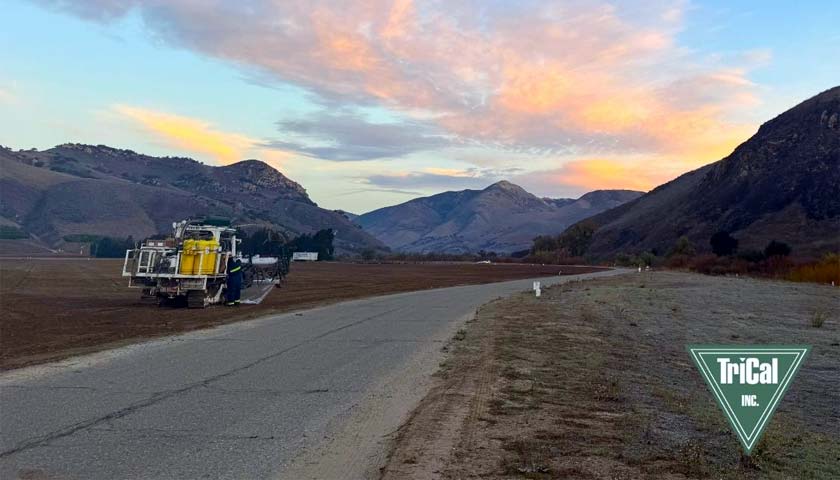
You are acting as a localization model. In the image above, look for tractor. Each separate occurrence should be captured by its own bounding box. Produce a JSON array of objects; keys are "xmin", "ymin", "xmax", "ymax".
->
[{"xmin": 121, "ymin": 219, "xmax": 290, "ymax": 307}]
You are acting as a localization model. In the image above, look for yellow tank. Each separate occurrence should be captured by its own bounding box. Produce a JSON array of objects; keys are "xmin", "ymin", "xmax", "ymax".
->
[
  {"xmin": 179, "ymin": 239, "xmax": 196, "ymax": 274},
  {"xmin": 195, "ymin": 239, "xmax": 219, "ymax": 274}
]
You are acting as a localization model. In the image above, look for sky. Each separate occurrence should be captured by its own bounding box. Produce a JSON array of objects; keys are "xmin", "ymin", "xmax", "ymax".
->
[{"xmin": 1, "ymin": 1, "xmax": 838, "ymax": 213}]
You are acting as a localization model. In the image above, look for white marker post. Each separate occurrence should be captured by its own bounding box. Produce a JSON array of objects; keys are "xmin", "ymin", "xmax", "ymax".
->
[{"xmin": 533, "ymin": 281, "xmax": 541, "ymax": 297}]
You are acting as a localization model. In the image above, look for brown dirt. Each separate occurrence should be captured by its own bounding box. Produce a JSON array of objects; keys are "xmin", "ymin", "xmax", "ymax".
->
[
  {"xmin": 382, "ymin": 272, "xmax": 840, "ymax": 480},
  {"xmin": 0, "ymin": 258, "xmax": 600, "ymax": 370}
]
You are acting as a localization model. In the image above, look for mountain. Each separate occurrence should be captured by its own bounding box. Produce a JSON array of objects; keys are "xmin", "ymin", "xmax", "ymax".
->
[
  {"xmin": 357, "ymin": 181, "xmax": 642, "ymax": 254},
  {"xmin": 0, "ymin": 144, "xmax": 386, "ymax": 254},
  {"xmin": 581, "ymin": 86, "xmax": 840, "ymax": 259},
  {"xmin": 334, "ymin": 210, "xmax": 360, "ymax": 223}
]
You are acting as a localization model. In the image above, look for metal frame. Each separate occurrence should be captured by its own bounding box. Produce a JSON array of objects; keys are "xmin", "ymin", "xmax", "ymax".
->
[{"xmin": 121, "ymin": 220, "xmax": 238, "ymax": 306}]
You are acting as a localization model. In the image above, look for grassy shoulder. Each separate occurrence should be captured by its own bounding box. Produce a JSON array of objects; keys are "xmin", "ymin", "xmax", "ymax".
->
[{"xmin": 382, "ymin": 272, "xmax": 839, "ymax": 479}]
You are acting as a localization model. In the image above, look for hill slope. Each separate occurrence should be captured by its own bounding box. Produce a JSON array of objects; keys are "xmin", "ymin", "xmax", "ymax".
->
[
  {"xmin": 0, "ymin": 144, "xmax": 385, "ymax": 253},
  {"xmin": 357, "ymin": 182, "xmax": 642, "ymax": 253},
  {"xmin": 582, "ymin": 86, "xmax": 840, "ymax": 259}
]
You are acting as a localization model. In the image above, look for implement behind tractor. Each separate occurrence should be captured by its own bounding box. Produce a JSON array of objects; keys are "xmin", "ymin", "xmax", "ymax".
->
[{"xmin": 122, "ymin": 219, "xmax": 290, "ymax": 307}]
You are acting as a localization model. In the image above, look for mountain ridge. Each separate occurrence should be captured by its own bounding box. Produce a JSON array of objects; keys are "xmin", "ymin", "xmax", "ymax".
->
[
  {"xmin": 0, "ymin": 144, "xmax": 385, "ymax": 253},
  {"xmin": 579, "ymin": 86, "xmax": 840, "ymax": 259},
  {"xmin": 357, "ymin": 182, "xmax": 642, "ymax": 254}
]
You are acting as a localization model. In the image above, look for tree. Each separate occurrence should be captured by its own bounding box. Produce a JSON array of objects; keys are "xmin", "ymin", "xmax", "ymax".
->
[
  {"xmin": 530, "ymin": 235, "xmax": 558, "ymax": 253},
  {"xmin": 288, "ymin": 228, "xmax": 335, "ymax": 260},
  {"xmin": 312, "ymin": 229, "xmax": 335, "ymax": 260},
  {"xmin": 669, "ymin": 236, "xmax": 696, "ymax": 257},
  {"xmin": 239, "ymin": 228, "xmax": 289, "ymax": 257},
  {"xmin": 710, "ymin": 231, "xmax": 738, "ymax": 256},
  {"xmin": 91, "ymin": 236, "xmax": 134, "ymax": 258},
  {"xmin": 764, "ymin": 240, "xmax": 791, "ymax": 258},
  {"xmin": 558, "ymin": 220, "xmax": 596, "ymax": 257},
  {"xmin": 737, "ymin": 250, "xmax": 765, "ymax": 263},
  {"xmin": 639, "ymin": 251, "xmax": 656, "ymax": 267},
  {"xmin": 477, "ymin": 250, "xmax": 498, "ymax": 260}
]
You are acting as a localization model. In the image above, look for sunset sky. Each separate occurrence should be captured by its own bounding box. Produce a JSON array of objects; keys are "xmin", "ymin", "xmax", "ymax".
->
[{"xmin": 1, "ymin": 1, "xmax": 838, "ymax": 213}]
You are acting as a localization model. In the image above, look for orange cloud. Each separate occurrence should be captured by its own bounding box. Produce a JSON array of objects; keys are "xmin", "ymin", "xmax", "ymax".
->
[
  {"xmin": 498, "ymin": 62, "xmax": 573, "ymax": 114},
  {"xmin": 113, "ymin": 105, "xmax": 258, "ymax": 164},
  {"xmin": 576, "ymin": 94, "xmax": 653, "ymax": 132},
  {"xmin": 551, "ymin": 158, "xmax": 664, "ymax": 192},
  {"xmin": 381, "ymin": 0, "xmax": 414, "ymax": 41},
  {"xmin": 112, "ymin": 105, "xmax": 297, "ymax": 170},
  {"xmin": 423, "ymin": 167, "xmax": 472, "ymax": 177}
]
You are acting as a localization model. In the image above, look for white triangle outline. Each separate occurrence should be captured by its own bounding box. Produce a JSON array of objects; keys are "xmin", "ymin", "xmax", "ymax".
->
[{"xmin": 689, "ymin": 347, "xmax": 808, "ymax": 452}]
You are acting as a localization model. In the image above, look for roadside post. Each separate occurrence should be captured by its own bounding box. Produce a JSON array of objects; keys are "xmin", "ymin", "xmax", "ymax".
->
[{"xmin": 533, "ymin": 281, "xmax": 541, "ymax": 297}]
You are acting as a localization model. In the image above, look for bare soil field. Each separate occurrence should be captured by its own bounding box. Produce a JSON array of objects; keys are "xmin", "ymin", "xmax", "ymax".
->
[
  {"xmin": 382, "ymin": 272, "xmax": 839, "ymax": 479},
  {"xmin": 0, "ymin": 258, "xmax": 599, "ymax": 370}
]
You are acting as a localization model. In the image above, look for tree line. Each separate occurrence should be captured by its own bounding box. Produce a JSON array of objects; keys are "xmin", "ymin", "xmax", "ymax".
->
[
  {"xmin": 63, "ymin": 234, "xmax": 135, "ymax": 258},
  {"xmin": 72, "ymin": 227, "xmax": 335, "ymax": 260},
  {"xmin": 238, "ymin": 227, "xmax": 335, "ymax": 261}
]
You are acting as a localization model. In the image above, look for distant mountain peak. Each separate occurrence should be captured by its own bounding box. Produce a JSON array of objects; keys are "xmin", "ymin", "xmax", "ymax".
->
[
  {"xmin": 485, "ymin": 180, "xmax": 522, "ymax": 191},
  {"xmin": 578, "ymin": 189, "xmax": 647, "ymax": 202},
  {"xmin": 227, "ymin": 158, "xmax": 268, "ymax": 167},
  {"xmin": 483, "ymin": 181, "xmax": 539, "ymax": 202},
  {"xmin": 357, "ymin": 184, "xmax": 643, "ymax": 254},
  {"xmin": 489, "ymin": 179, "xmax": 515, "ymax": 187},
  {"xmin": 219, "ymin": 159, "xmax": 310, "ymax": 201}
]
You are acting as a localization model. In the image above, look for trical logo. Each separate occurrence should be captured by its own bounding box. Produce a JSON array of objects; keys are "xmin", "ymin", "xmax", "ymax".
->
[{"xmin": 687, "ymin": 345, "xmax": 810, "ymax": 454}]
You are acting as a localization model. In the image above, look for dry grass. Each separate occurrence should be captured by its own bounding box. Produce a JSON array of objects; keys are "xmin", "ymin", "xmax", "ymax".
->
[
  {"xmin": 788, "ymin": 253, "xmax": 840, "ymax": 284},
  {"xmin": 681, "ymin": 252, "xmax": 840, "ymax": 286},
  {"xmin": 384, "ymin": 272, "xmax": 840, "ymax": 479},
  {"xmin": 811, "ymin": 310, "xmax": 828, "ymax": 328},
  {"xmin": 500, "ymin": 439, "xmax": 552, "ymax": 477}
]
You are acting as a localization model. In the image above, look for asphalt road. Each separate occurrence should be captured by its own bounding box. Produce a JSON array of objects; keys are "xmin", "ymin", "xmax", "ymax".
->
[{"xmin": 0, "ymin": 269, "xmax": 623, "ymax": 479}]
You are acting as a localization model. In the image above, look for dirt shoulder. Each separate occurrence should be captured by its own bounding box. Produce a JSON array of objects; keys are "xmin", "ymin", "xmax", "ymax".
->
[
  {"xmin": 0, "ymin": 259, "xmax": 600, "ymax": 370},
  {"xmin": 382, "ymin": 272, "xmax": 839, "ymax": 479}
]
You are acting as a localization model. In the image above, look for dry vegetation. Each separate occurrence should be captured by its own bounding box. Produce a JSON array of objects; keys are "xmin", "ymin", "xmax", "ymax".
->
[
  {"xmin": 671, "ymin": 253, "xmax": 840, "ymax": 286},
  {"xmin": 383, "ymin": 272, "xmax": 839, "ymax": 479},
  {"xmin": 788, "ymin": 253, "xmax": 840, "ymax": 284}
]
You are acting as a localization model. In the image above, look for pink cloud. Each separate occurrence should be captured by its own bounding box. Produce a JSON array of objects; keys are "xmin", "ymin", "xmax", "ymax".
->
[{"xmin": 39, "ymin": 0, "xmax": 764, "ymax": 189}]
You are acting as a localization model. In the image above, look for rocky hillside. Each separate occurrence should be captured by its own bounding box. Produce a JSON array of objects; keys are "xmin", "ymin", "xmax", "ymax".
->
[
  {"xmin": 581, "ymin": 86, "xmax": 840, "ymax": 259},
  {"xmin": 357, "ymin": 181, "xmax": 642, "ymax": 254},
  {"xmin": 0, "ymin": 144, "xmax": 385, "ymax": 254}
]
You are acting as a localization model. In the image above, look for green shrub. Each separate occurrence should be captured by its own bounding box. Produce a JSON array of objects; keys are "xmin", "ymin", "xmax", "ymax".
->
[
  {"xmin": 764, "ymin": 240, "xmax": 792, "ymax": 258},
  {"xmin": 62, "ymin": 234, "xmax": 102, "ymax": 243},
  {"xmin": 668, "ymin": 236, "xmax": 696, "ymax": 257},
  {"xmin": 737, "ymin": 249, "xmax": 765, "ymax": 263},
  {"xmin": 91, "ymin": 236, "xmax": 135, "ymax": 258},
  {"xmin": 0, "ymin": 226, "xmax": 28, "ymax": 239},
  {"xmin": 710, "ymin": 231, "xmax": 738, "ymax": 256}
]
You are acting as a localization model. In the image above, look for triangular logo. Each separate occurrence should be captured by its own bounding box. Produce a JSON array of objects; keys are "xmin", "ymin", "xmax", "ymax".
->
[{"xmin": 687, "ymin": 345, "xmax": 810, "ymax": 454}]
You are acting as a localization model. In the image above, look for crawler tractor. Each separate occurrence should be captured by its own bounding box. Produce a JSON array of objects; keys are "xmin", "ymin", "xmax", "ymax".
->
[{"xmin": 122, "ymin": 219, "xmax": 290, "ymax": 308}]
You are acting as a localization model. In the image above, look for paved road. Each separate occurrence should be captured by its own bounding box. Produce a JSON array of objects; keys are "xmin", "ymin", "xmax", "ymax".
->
[{"xmin": 0, "ymin": 269, "xmax": 623, "ymax": 479}]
